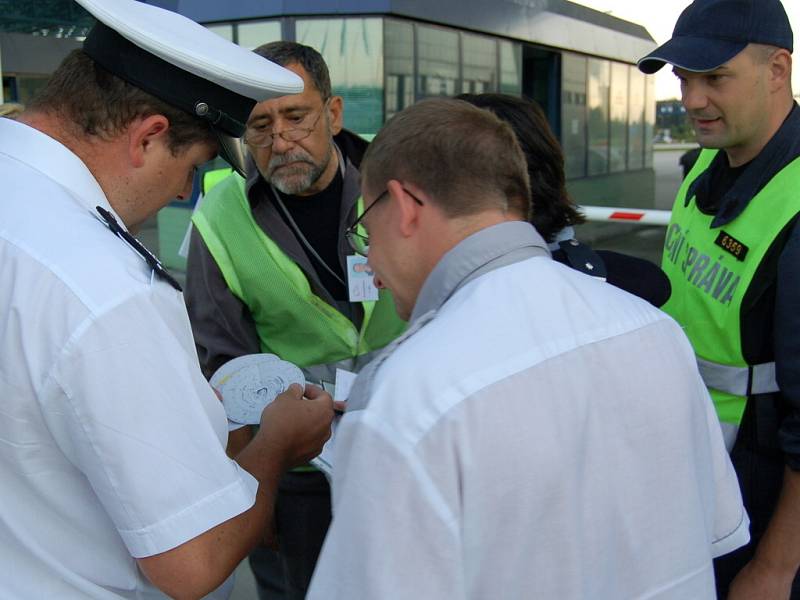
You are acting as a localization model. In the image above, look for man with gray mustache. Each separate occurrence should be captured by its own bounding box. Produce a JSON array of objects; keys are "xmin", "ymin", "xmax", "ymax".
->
[
  {"xmin": 184, "ymin": 41, "xmax": 405, "ymax": 600},
  {"xmin": 264, "ymin": 141, "xmax": 328, "ymax": 192}
]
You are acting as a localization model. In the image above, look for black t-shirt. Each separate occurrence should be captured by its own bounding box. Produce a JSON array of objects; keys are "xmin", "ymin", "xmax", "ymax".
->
[
  {"xmin": 273, "ymin": 170, "xmax": 347, "ymax": 301},
  {"xmin": 696, "ymin": 155, "xmax": 749, "ymax": 215}
]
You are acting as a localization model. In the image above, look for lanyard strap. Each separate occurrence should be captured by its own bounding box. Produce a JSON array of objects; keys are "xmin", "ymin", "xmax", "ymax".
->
[
  {"xmin": 95, "ymin": 206, "xmax": 182, "ymax": 291},
  {"xmin": 270, "ymin": 146, "xmax": 348, "ymax": 288}
]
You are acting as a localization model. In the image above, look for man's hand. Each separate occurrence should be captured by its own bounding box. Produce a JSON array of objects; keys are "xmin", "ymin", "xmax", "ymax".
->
[
  {"xmin": 727, "ymin": 559, "xmax": 793, "ymax": 599},
  {"xmin": 727, "ymin": 467, "xmax": 800, "ymax": 600},
  {"xmin": 138, "ymin": 383, "xmax": 334, "ymax": 596},
  {"xmin": 254, "ymin": 383, "xmax": 334, "ymax": 471}
]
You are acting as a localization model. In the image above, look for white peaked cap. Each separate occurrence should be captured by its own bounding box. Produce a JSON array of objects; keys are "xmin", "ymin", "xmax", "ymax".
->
[{"xmin": 74, "ymin": 0, "xmax": 304, "ymax": 175}]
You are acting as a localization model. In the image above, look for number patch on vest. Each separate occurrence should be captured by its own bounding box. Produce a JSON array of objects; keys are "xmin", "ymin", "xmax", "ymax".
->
[{"xmin": 714, "ymin": 231, "xmax": 749, "ymax": 262}]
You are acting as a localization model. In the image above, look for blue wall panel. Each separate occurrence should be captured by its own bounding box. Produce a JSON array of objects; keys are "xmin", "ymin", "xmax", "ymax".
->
[
  {"xmin": 144, "ymin": 0, "xmax": 651, "ymax": 42},
  {"xmin": 145, "ymin": 0, "xmax": 391, "ymax": 22}
]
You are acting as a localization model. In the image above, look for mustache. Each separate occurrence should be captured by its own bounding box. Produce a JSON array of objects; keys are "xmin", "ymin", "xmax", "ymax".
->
[{"xmin": 267, "ymin": 150, "xmax": 315, "ymax": 172}]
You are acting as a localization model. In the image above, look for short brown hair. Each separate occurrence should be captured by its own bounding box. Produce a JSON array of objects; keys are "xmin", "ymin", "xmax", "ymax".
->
[
  {"xmin": 362, "ymin": 98, "xmax": 530, "ymax": 218},
  {"xmin": 750, "ymin": 43, "xmax": 781, "ymax": 64},
  {"xmin": 253, "ymin": 41, "xmax": 332, "ymax": 101},
  {"xmin": 29, "ymin": 50, "xmax": 214, "ymax": 154}
]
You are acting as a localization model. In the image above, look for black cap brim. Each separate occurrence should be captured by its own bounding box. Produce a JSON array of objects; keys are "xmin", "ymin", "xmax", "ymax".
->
[
  {"xmin": 215, "ymin": 132, "xmax": 248, "ymax": 178},
  {"xmin": 84, "ymin": 20, "xmax": 255, "ymax": 177},
  {"xmin": 84, "ymin": 21, "xmax": 254, "ymax": 138},
  {"xmin": 638, "ymin": 35, "xmax": 747, "ymax": 74}
]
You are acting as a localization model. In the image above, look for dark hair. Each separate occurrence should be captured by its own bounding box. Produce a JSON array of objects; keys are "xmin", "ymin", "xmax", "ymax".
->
[
  {"xmin": 457, "ymin": 93, "xmax": 584, "ymax": 242},
  {"xmin": 28, "ymin": 50, "xmax": 214, "ymax": 154},
  {"xmin": 253, "ymin": 41, "xmax": 332, "ymax": 101},
  {"xmin": 362, "ymin": 98, "xmax": 530, "ymax": 218}
]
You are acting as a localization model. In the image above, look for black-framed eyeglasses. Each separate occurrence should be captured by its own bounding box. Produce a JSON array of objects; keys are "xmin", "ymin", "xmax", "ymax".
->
[
  {"xmin": 243, "ymin": 99, "xmax": 329, "ymax": 149},
  {"xmin": 345, "ymin": 188, "xmax": 423, "ymax": 256}
]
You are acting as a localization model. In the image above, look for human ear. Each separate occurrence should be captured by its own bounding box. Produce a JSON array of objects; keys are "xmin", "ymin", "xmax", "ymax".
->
[
  {"xmin": 327, "ymin": 96, "xmax": 344, "ymax": 135},
  {"xmin": 127, "ymin": 114, "xmax": 170, "ymax": 168},
  {"xmin": 388, "ymin": 179, "xmax": 423, "ymax": 238},
  {"xmin": 768, "ymin": 50, "xmax": 792, "ymax": 92}
]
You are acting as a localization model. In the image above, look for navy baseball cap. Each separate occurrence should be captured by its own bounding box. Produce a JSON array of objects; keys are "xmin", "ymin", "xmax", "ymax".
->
[{"xmin": 638, "ymin": 0, "xmax": 793, "ymax": 74}]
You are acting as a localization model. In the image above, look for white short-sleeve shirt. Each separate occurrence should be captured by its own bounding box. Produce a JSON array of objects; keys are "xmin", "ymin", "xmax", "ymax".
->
[
  {"xmin": 309, "ymin": 222, "xmax": 749, "ymax": 600},
  {"xmin": 0, "ymin": 118, "xmax": 258, "ymax": 598}
]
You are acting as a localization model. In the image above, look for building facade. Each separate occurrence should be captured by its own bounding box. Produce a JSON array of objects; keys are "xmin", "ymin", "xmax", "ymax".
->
[
  {"xmin": 157, "ymin": 0, "xmax": 658, "ymax": 195},
  {"xmin": 0, "ymin": 0, "xmax": 658, "ymax": 270}
]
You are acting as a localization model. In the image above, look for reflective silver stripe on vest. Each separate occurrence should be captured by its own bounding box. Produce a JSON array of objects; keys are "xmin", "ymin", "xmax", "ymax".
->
[
  {"xmin": 301, "ymin": 348, "xmax": 386, "ymax": 391},
  {"xmin": 720, "ymin": 422, "xmax": 739, "ymax": 453},
  {"xmin": 697, "ymin": 358, "xmax": 779, "ymax": 396}
]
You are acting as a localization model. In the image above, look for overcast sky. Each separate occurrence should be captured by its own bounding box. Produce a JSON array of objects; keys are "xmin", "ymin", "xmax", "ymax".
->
[{"xmin": 571, "ymin": 0, "xmax": 800, "ymax": 99}]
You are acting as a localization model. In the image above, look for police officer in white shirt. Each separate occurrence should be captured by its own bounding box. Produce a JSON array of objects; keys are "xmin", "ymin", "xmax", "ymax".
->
[{"xmin": 0, "ymin": 1, "xmax": 334, "ymax": 598}]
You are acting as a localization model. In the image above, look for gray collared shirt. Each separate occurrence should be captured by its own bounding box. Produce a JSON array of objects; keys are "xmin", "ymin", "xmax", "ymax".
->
[
  {"xmin": 411, "ymin": 220, "xmax": 550, "ymax": 321},
  {"xmin": 348, "ymin": 220, "xmax": 549, "ymax": 411}
]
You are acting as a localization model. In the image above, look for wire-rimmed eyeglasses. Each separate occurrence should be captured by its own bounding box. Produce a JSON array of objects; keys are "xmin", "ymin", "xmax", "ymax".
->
[
  {"xmin": 243, "ymin": 99, "xmax": 329, "ymax": 149},
  {"xmin": 345, "ymin": 187, "xmax": 423, "ymax": 256}
]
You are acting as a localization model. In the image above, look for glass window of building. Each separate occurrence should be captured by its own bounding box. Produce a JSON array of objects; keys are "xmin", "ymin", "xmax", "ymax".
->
[
  {"xmin": 385, "ymin": 19, "xmax": 415, "ymax": 122},
  {"xmin": 609, "ymin": 62, "xmax": 629, "ymax": 173},
  {"xmin": 461, "ymin": 33, "xmax": 497, "ymax": 94},
  {"xmin": 237, "ymin": 20, "xmax": 281, "ymax": 49},
  {"xmin": 205, "ymin": 23, "xmax": 234, "ymax": 42},
  {"xmin": 416, "ymin": 25, "xmax": 459, "ymax": 99},
  {"xmin": 561, "ymin": 53, "xmax": 587, "ymax": 180},
  {"xmin": 297, "ymin": 18, "xmax": 384, "ymax": 135},
  {"xmin": 499, "ymin": 41, "xmax": 522, "ymax": 96},
  {"xmin": 627, "ymin": 66, "xmax": 646, "ymax": 170},
  {"xmin": 8, "ymin": 76, "xmax": 49, "ymax": 104},
  {"xmin": 644, "ymin": 76, "xmax": 656, "ymax": 168},
  {"xmin": 587, "ymin": 58, "xmax": 610, "ymax": 176},
  {"xmin": 2, "ymin": 77, "xmax": 15, "ymax": 103}
]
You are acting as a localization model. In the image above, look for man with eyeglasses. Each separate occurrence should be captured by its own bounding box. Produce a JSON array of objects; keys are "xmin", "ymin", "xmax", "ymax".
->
[
  {"xmin": 184, "ymin": 41, "xmax": 406, "ymax": 600},
  {"xmin": 309, "ymin": 97, "xmax": 749, "ymax": 600}
]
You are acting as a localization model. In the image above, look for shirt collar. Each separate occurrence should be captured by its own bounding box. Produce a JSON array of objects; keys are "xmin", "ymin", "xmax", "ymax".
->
[
  {"xmin": 547, "ymin": 225, "xmax": 575, "ymax": 251},
  {"xmin": 687, "ymin": 102, "xmax": 800, "ymax": 228},
  {"xmin": 0, "ymin": 118, "xmax": 113, "ymax": 219},
  {"xmin": 410, "ymin": 220, "xmax": 550, "ymax": 323}
]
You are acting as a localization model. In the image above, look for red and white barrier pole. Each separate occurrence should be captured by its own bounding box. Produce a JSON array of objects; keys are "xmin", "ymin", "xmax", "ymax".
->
[{"xmin": 579, "ymin": 206, "xmax": 671, "ymax": 226}]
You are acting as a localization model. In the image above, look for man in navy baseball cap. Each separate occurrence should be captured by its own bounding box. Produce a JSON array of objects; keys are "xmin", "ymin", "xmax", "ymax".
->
[{"xmin": 638, "ymin": 1, "xmax": 800, "ymax": 598}]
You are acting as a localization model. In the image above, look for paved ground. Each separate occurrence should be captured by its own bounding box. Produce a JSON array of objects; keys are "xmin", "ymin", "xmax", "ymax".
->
[
  {"xmin": 653, "ymin": 148, "xmax": 691, "ymax": 210},
  {"xmin": 578, "ymin": 147, "xmax": 689, "ymax": 265},
  {"xmin": 231, "ymin": 560, "xmax": 258, "ymax": 599}
]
